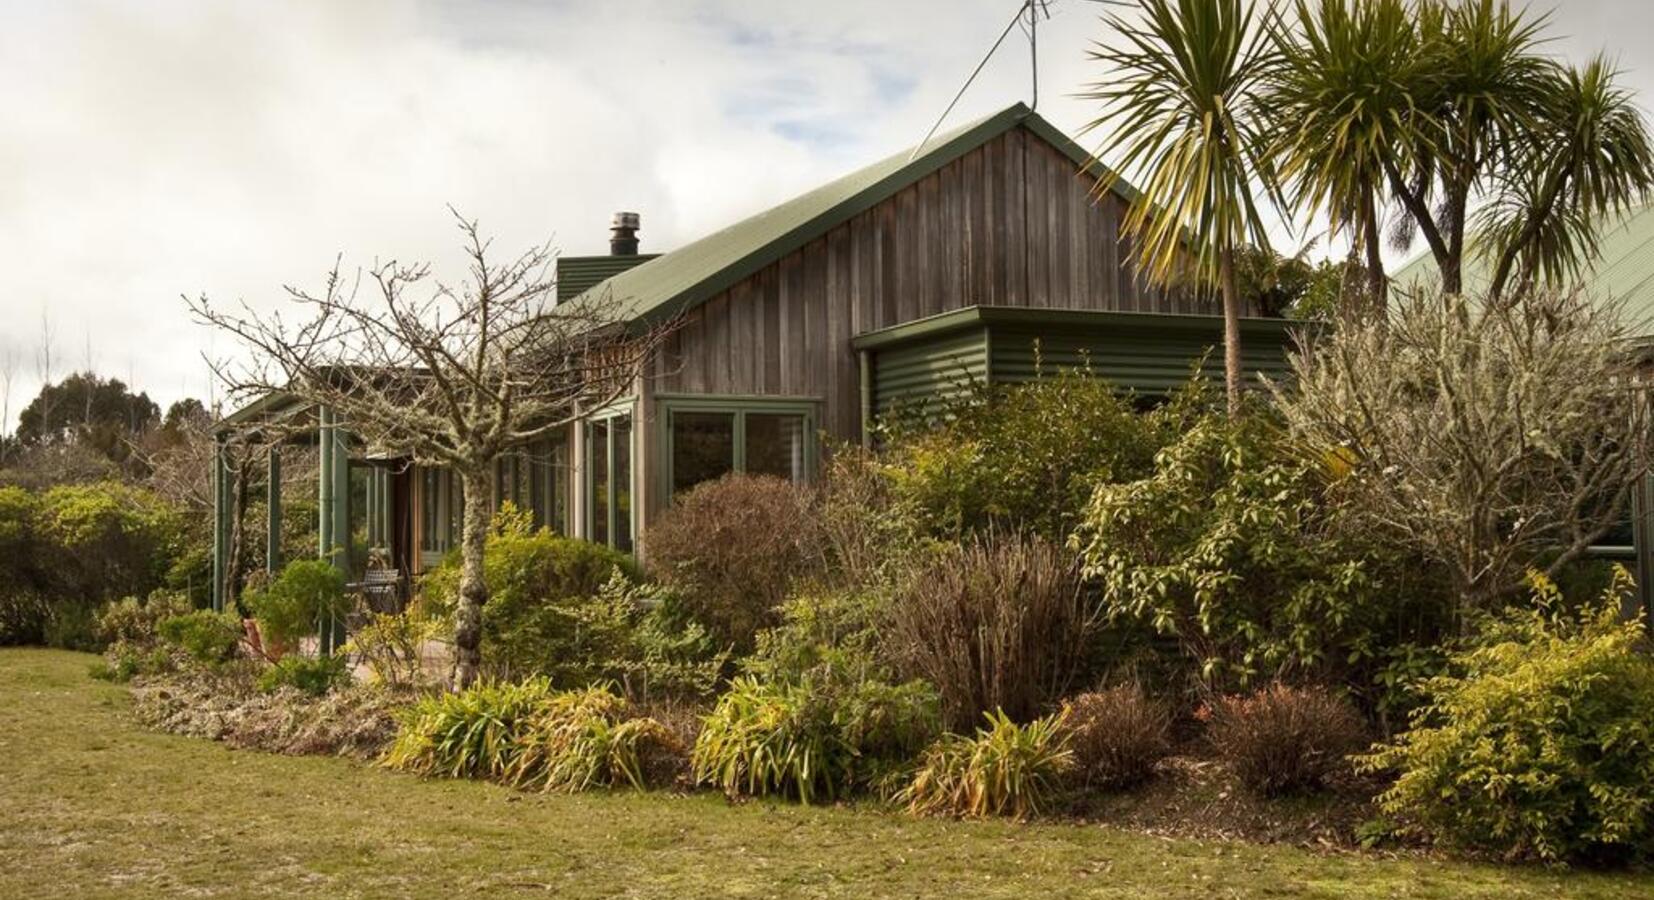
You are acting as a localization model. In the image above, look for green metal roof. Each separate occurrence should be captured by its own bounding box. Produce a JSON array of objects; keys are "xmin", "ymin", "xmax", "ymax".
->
[
  {"xmin": 578, "ymin": 103, "xmax": 1139, "ymax": 326},
  {"xmin": 1391, "ymin": 202, "xmax": 1654, "ymax": 335},
  {"xmin": 851, "ymin": 305, "xmax": 1301, "ymax": 352},
  {"xmin": 555, "ymin": 254, "xmax": 660, "ymax": 302}
]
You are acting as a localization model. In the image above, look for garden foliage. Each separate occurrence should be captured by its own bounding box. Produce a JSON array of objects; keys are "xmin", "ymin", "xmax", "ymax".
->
[
  {"xmin": 1063, "ymin": 683, "xmax": 1172, "ymax": 789},
  {"xmin": 1205, "ymin": 683, "xmax": 1365, "ymax": 796},
  {"xmin": 899, "ymin": 709, "xmax": 1075, "ymax": 819}
]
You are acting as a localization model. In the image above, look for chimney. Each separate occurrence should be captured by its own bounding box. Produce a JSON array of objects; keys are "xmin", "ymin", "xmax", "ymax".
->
[{"xmin": 609, "ymin": 211, "xmax": 641, "ymax": 256}]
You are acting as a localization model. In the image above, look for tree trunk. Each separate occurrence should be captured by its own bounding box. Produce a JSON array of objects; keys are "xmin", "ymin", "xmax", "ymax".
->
[
  {"xmin": 451, "ymin": 467, "xmax": 492, "ymax": 689},
  {"xmin": 1360, "ymin": 186, "xmax": 1388, "ymax": 313},
  {"xmin": 1219, "ymin": 248, "xmax": 1244, "ymax": 419}
]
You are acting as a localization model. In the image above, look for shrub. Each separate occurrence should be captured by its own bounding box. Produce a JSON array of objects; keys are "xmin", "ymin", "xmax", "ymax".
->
[
  {"xmin": 1064, "ymin": 683, "xmax": 1172, "ymax": 789},
  {"xmin": 814, "ymin": 445, "xmax": 916, "ymax": 590},
  {"xmin": 257, "ymin": 654, "xmax": 351, "ymax": 696},
  {"xmin": 646, "ymin": 473, "xmax": 820, "ymax": 650},
  {"xmin": 35, "ymin": 480, "xmax": 182, "ymax": 604},
  {"xmin": 342, "ymin": 611, "xmax": 445, "ymax": 688},
  {"xmin": 887, "ymin": 532, "xmax": 1095, "ymax": 730},
  {"xmin": 423, "ymin": 525, "xmax": 644, "ymax": 678},
  {"xmin": 0, "ymin": 486, "xmax": 45, "ymax": 644},
  {"xmin": 157, "ymin": 609, "xmax": 243, "ymax": 665},
  {"xmin": 877, "ymin": 369, "xmax": 1181, "ymax": 540},
  {"xmin": 383, "ymin": 677, "xmax": 556, "ymax": 779},
  {"xmin": 504, "ymin": 685, "xmax": 683, "ymax": 793},
  {"xmin": 692, "ymin": 675, "xmax": 940, "ymax": 803},
  {"xmin": 899, "ymin": 709, "xmax": 1074, "ymax": 819},
  {"xmin": 747, "ymin": 587, "xmax": 891, "ymax": 684},
  {"xmin": 90, "ymin": 640, "xmax": 176, "ymax": 683},
  {"xmin": 1205, "ymin": 683, "xmax": 1364, "ymax": 796},
  {"xmin": 95, "ymin": 590, "xmax": 193, "ymax": 648},
  {"xmin": 1072, "ymin": 412, "xmax": 1431, "ymax": 693},
  {"xmin": 133, "ymin": 669, "xmax": 402, "ymax": 759},
  {"xmin": 1364, "ymin": 573, "xmax": 1654, "ymax": 864},
  {"xmin": 244, "ymin": 559, "xmax": 350, "ymax": 651}
]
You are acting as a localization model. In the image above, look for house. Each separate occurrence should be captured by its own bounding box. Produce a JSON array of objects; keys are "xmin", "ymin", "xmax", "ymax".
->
[{"xmin": 210, "ymin": 103, "xmax": 1301, "ymax": 610}]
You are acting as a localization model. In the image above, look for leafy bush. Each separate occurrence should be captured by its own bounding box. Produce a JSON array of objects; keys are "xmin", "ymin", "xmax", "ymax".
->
[
  {"xmin": 257, "ymin": 654, "xmax": 351, "ymax": 696},
  {"xmin": 878, "ymin": 369, "xmax": 1179, "ymax": 540},
  {"xmin": 1364, "ymin": 573, "xmax": 1654, "ymax": 864},
  {"xmin": 899, "ymin": 709, "xmax": 1074, "ymax": 819},
  {"xmin": 1073, "ymin": 412, "xmax": 1422, "ymax": 692},
  {"xmin": 748, "ymin": 587, "xmax": 890, "ymax": 684},
  {"xmin": 646, "ymin": 473, "xmax": 820, "ymax": 651},
  {"xmin": 244, "ymin": 559, "xmax": 350, "ymax": 651},
  {"xmin": 342, "ymin": 612, "xmax": 445, "ymax": 688},
  {"xmin": 157, "ymin": 609, "xmax": 243, "ymax": 665},
  {"xmin": 1205, "ymin": 683, "xmax": 1364, "ymax": 796},
  {"xmin": 35, "ymin": 480, "xmax": 182, "ymax": 604},
  {"xmin": 1063, "ymin": 683, "xmax": 1172, "ymax": 789},
  {"xmin": 95, "ymin": 591, "xmax": 193, "ymax": 647},
  {"xmin": 887, "ymin": 532, "xmax": 1095, "ymax": 730},
  {"xmin": 423, "ymin": 524, "xmax": 645, "ymax": 678},
  {"xmin": 814, "ymin": 445, "xmax": 917, "ymax": 590},
  {"xmin": 504, "ymin": 685, "xmax": 683, "ymax": 792},
  {"xmin": 384, "ymin": 677, "xmax": 556, "ymax": 779},
  {"xmin": 89, "ymin": 641, "xmax": 176, "ymax": 683},
  {"xmin": 692, "ymin": 675, "xmax": 940, "ymax": 803},
  {"xmin": 0, "ymin": 486, "xmax": 45, "ymax": 644}
]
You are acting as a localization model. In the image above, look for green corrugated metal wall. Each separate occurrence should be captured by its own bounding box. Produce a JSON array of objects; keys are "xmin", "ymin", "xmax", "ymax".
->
[
  {"xmin": 871, "ymin": 327, "xmax": 989, "ymax": 420},
  {"xmin": 555, "ymin": 254, "xmax": 661, "ymax": 302},
  {"xmin": 990, "ymin": 327, "xmax": 1292, "ymax": 394}
]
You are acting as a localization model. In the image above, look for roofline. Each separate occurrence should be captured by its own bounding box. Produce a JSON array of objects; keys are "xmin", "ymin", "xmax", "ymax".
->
[
  {"xmin": 605, "ymin": 103, "xmax": 1140, "ymax": 329},
  {"xmin": 850, "ymin": 305, "xmax": 1304, "ymax": 352},
  {"xmin": 216, "ymin": 391, "xmax": 309, "ymax": 434}
]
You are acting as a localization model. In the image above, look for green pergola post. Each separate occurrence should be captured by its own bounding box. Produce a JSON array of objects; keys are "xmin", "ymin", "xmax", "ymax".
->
[
  {"xmin": 317, "ymin": 406, "xmax": 349, "ymax": 654},
  {"xmin": 1632, "ymin": 471, "xmax": 1654, "ymax": 621},
  {"xmin": 266, "ymin": 445, "xmax": 282, "ymax": 577}
]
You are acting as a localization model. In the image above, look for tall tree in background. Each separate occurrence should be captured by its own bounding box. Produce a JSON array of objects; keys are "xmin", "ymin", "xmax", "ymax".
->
[
  {"xmin": 1083, "ymin": 0, "xmax": 1278, "ymax": 417},
  {"xmin": 189, "ymin": 212, "xmax": 671, "ymax": 687}
]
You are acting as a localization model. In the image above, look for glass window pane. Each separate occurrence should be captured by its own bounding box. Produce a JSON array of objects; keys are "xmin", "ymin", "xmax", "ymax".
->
[
  {"xmin": 614, "ymin": 416, "xmax": 633, "ymax": 554},
  {"xmin": 745, "ymin": 413, "xmax": 806, "ymax": 482},
  {"xmin": 589, "ymin": 421, "xmax": 609, "ymax": 546},
  {"xmin": 672, "ymin": 411, "xmax": 735, "ymax": 495}
]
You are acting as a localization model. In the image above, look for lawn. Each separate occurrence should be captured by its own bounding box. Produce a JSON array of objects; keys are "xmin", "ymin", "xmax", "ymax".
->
[{"xmin": 1, "ymin": 649, "xmax": 1649, "ymax": 899}]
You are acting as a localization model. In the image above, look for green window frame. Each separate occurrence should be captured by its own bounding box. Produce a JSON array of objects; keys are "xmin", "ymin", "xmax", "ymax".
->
[
  {"xmin": 584, "ymin": 402, "xmax": 635, "ymax": 554},
  {"xmin": 657, "ymin": 395, "xmax": 820, "ymax": 502}
]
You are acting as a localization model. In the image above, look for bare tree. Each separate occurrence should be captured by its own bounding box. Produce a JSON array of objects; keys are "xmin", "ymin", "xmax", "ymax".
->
[
  {"xmin": 0, "ymin": 343, "xmax": 16, "ymax": 465},
  {"xmin": 35, "ymin": 308, "xmax": 54, "ymax": 444},
  {"xmin": 187, "ymin": 211, "xmax": 671, "ymax": 686},
  {"xmin": 1273, "ymin": 286, "xmax": 1651, "ymax": 623}
]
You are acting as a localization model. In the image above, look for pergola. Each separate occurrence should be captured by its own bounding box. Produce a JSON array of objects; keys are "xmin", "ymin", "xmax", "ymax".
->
[{"xmin": 210, "ymin": 393, "xmax": 396, "ymax": 626}]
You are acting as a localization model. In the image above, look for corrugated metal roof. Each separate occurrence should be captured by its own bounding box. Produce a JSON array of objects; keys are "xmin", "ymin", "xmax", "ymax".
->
[
  {"xmin": 577, "ymin": 102, "xmax": 1138, "ymax": 326},
  {"xmin": 555, "ymin": 254, "xmax": 660, "ymax": 302},
  {"xmin": 1391, "ymin": 202, "xmax": 1654, "ymax": 335}
]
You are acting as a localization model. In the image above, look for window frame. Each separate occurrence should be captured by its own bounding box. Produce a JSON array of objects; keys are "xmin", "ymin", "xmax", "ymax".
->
[
  {"xmin": 656, "ymin": 394, "xmax": 821, "ymax": 501},
  {"xmin": 584, "ymin": 399, "xmax": 636, "ymax": 553}
]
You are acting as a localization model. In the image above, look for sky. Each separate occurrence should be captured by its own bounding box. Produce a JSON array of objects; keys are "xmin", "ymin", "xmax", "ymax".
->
[{"xmin": 1, "ymin": 0, "xmax": 1651, "ymax": 429}]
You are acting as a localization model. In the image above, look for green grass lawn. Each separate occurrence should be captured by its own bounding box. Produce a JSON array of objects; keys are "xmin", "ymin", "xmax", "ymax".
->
[{"xmin": 1, "ymin": 649, "xmax": 1649, "ymax": 899}]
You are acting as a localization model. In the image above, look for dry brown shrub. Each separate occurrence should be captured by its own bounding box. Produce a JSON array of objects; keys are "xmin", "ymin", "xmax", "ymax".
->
[
  {"xmin": 1205, "ymin": 683, "xmax": 1365, "ymax": 796},
  {"xmin": 887, "ymin": 532, "xmax": 1096, "ymax": 730},
  {"xmin": 1064, "ymin": 683, "xmax": 1172, "ymax": 789},
  {"xmin": 645, "ymin": 473, "xmax": 820, "ymax": 650},
  {"xmin": 132, "ymin": 669, "xmax": 407, "ymax": 760}
]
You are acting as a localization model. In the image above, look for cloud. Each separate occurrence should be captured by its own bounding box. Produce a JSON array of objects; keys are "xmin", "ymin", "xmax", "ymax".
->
[{"xmin": 0, "ymin": 0, "xmax": 1647, "ymax": 428}]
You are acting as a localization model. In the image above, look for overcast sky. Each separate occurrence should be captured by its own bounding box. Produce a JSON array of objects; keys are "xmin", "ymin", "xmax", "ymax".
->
[{"xmin": 1, "ymin": 0, "xmax": 1650, "ymax": 428}]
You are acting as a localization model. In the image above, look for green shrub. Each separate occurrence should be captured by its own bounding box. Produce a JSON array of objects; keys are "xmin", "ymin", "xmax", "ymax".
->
[
  {"xmin": 748, "ymin": 587, "xmax": 891, "ymax": 684},
  {"xmin": 157, "ymin": 609, "xmax": 243, "ymax": 665},
  {"xmin": 257, "ymin": 654, "xmax": 351, "ymax": 696},
  {"xmin": 878, "ymin": 369, "xmax": 1180, "ymax": 540},
  {"xmin": 646, "ymin": 474, "xmax": 821, "ymax": 651},
  {"xmin": 1064, "ymin": 683, "xmax": 1172, "ymax": 789},
  {"xmin": 423, "ymin": 524, "xmax": 645, "ymax": 678},
  {"xmin": 1073, "ymin": 412, "xmax": 1429, "ymax": 692},
  {"xmin": 244, "ymin": 559, "xmax": 350, "ymax": 650},
  {"xmin": 504, "ymin": 685, "xmax": 683, "ymax": 792},
  {"xmin": 692, "ymin": 675, "xmax": 940, "ymax": 803},
  {"xmin": 95, "ymin": 591, "xmax": 193, "ymax": 647},
  {"xmin": 1364, "ymin": 572, "xmax": 1654, "ymax": 863},
  {"xmin": 35, "ymin": 481, "xmax": 182, "ymax": 604},
  {"xmin": 0, "ymin": 487, "xmax": 45, "ymax": 644},
  {"xmin": 1205, "ymin": 683, "xmax": 1364, "ymax": 797},
  {"xmin": 90, "ymin": 640, "xmax": 175, "ymax": 683},
  {"xmin": 899, "ymin": 709, "xmax": 1074, "ymax": 819},
  {"xmin": 383, "ymin": 677, "xmax": 556, "ymax": 779},
  {"xmin": 41, "ymin": 600, "xmax": 100, "ymax": 652},
  {"xmin": 887, "ymin": 532, "xmax": 1095, "ymax": 730}
]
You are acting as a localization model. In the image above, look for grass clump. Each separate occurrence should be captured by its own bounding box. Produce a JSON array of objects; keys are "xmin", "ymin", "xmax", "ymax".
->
[
  {"xmin": 505, "ymin": 684, "xmax": 683, "ymax": 792},
  {"xmin": 1064, "ymin": 683, "xmax": 1172, "ymax": 789},
  {"xmin": 1205, "ymin": 683, "xmax": 1364, "ymax": 797},
  {"xmin": 899, "ymin": 709, "xmax": 1074, "ymax": 819},
  {"xmin": 383, "ymin": 677, "xmax": 554, "ymax": 779}
]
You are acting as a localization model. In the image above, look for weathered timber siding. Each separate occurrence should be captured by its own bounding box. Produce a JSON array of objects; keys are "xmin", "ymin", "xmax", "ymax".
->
[{"xmin": 647, "ymin": 126, "xmax": 1220, "ymax": 444}]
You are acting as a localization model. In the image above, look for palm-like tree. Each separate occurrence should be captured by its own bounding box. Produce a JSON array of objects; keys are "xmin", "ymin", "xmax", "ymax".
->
[
  {"xmin": 1082, "ymin": 0, "xmax": 1278, "ymax": 417},
  {"xmin": 1265, "ymin": 0, "xmax": 1424, "ymax": 310}
]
